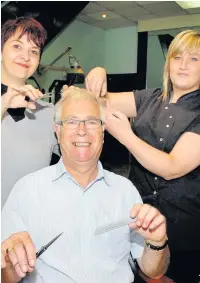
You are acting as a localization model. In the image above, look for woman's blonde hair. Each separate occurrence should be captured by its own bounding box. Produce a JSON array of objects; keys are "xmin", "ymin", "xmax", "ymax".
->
[
  {"xmin": 54, "ymin": 86, "xmax": 105, "ymax": 123},
  {"xmin": 162, "ymin": 29, "xmax": 200, "ymax": 100}
]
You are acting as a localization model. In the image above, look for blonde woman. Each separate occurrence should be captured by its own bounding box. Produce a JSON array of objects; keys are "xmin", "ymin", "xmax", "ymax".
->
[{"xmin": 85, "ymin": 30, "xmax": 200, "ymax": 282}]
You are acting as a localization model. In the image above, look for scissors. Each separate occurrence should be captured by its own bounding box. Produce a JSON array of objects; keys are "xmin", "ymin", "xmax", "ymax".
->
[
  {"xmin": 19, "ymin": 232, "xmax": 63, "ymax": 282},
  {"xmin": 36, "ymin": 232, "xmax": 63, "ymax": 258}
]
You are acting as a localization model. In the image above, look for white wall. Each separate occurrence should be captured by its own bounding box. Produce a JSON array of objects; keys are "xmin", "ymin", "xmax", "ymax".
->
[
  {"xmin": 36, "ymin": 13, "xmax": 200, "ymax": 92},
  {"xmin": 146, "ymin": 35, "xmax": 164, "ymax": 88},
  {"xmin": 38, "ymin": 20, "xmax": 105, "ymax": 91},
  {"xmin": 139, "ymin": 14, "xmax": 200, "ymax": 32},
  {"xmin": 104, "ymin": 26, "xmax": 138, "ymax": 74},
  {"xmin": 37, "ymin": 21, "xmax": 138, "ymax": 91}
]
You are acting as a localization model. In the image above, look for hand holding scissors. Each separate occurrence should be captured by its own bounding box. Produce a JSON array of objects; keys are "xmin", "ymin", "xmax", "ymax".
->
[{"xmin": 1, "ymin": 231, "xmax": 63, "ymax": 282}]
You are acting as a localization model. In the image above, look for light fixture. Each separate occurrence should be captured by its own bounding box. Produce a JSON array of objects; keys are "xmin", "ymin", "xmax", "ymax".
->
[
  {"xmin": 102, "ymin": 13, "xmax": 107, "ymax": 19},
  {"xmin": 37, "ymin": 47, "xmax": 85, "ymax": 84},
  {"xmin": 68, "ymin": 55, "xmax": 85, "ymax": 84},
  {"xmin": 176, "ymin": 1, "xmax": 200, "ymax": 9},
  {"xmin": 38, "ymin": 47, "xmax": 72, "ymax": 75}
]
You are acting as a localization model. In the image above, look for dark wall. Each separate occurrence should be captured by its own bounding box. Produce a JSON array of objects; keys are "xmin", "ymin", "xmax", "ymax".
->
[{"xmin": 100, "ymin": 32, "xmax": 148, "ymax": 167}]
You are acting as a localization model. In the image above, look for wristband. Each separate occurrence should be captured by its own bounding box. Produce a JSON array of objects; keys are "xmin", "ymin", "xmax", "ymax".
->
[{"xmin": 145, "ymin": 239, "xmax": 168, "ymax": 251}]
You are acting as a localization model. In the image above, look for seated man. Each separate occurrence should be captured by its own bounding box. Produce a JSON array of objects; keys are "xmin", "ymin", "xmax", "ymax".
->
[{"xmin": 1, "ymin": 87, "xmax": 170, "ymax": 283}]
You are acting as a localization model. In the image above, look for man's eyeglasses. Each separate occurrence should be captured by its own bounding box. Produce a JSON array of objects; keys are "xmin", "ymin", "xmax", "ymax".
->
[{"xmin": 57, "ymin": 118, "xmax": 103, "ymax": 129}]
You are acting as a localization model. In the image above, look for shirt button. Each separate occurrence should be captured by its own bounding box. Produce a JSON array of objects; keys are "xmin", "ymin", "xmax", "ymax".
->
[
  {"xmin": 160, "ymin": 138, "xmax": 163, "ymax": 141},
  {"xmin": 169, "ymin": 116, "xmax": 173, "ymax": 118},
  {"xmin": 154, "ymin": 177, "xmax": 158, "ymax": 180},
  {"xmin": 165, "ymin": 107, "xmax": 168, "ymax": 109},
  {"xmin": 166, "ymin": 124, "xmax": 169, "ymax": 128},
  {"xmin": 153, "ymin": 191, "xmax": 157, "ymax": 195}
]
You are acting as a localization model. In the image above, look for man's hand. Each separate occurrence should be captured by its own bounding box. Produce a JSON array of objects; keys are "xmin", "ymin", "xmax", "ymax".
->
[
  {"xmin": 130, "ymin": 204, "xmax": 169, "ymax": 279},
  {"xmin": 1, "ymin": 84, "xmax": 44, "ymax": 114},
  {"xmin": 130, "ymin": 204, "xmax": 167, "ymax": 245},
  {"xmin": 85, "ymin": 67, "xmax": 107, "ymax": 97},
  {"xmin": 1, "ymin": 232, "xmax": 36, "ymax": 281}
]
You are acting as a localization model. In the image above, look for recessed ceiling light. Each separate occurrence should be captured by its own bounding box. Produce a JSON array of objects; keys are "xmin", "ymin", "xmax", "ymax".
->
[
  {"xmin": 176, "ymin": 1, "xmax": 200, "ymax": 9},
  {"xmin": 102, "ymin": 13, "xmax": 107, "ymax": 19}
]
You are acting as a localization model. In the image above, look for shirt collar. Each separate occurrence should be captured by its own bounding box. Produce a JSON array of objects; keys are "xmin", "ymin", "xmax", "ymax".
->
[
  {"xmin": 168, "ymin": 88, "xmax": 200, "ymax": 103},
  {"xmin": 177, "ymin": 88, "xmax": 200, "ymax": 101},
  {"xmin": 167, "ymin": 88, "xmax": 200, "ymax": 111},
  {"xmin": 96, "ymin": 161, "xmax": 110, "ymax": 186},
  {"xmin": 52, "ymin": 158, "xmax": 110, "ymax": 186},
  {"xmin": 53, "ymin": 158, "xmax": 67, "ymax": 181}
]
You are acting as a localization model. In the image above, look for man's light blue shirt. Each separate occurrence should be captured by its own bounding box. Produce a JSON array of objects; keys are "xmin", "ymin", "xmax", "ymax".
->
[{"xmin": 2, "ymin": 159, "xmax": 144, "ymax": 283}]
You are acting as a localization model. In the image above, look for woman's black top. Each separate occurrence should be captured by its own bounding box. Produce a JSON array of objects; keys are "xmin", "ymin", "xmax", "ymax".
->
[{"xmin": 129, "ymin": 88, "xmax": 200, "ymax": 251}]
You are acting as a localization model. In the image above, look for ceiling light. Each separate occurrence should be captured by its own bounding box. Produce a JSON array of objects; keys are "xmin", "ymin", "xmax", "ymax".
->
[
  {"xmin": 176, "ymin": 1, "xmax": 200, "ymax": 9},
  {"xmin": 102, "ymin": 13, "xmax": 107, "ymax": 18}
]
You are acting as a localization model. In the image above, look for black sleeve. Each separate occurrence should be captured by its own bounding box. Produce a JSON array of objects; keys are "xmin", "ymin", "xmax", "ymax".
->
[
  {"xmin": 134, "ymin": 88, "xmax": 161, "ymax": 113},
  {"xmin": 186, "ymin": 114, "xmax": 200, "ymax": 135}
]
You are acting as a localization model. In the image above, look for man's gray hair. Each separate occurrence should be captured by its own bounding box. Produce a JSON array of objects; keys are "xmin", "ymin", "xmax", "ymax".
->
[{"xmin": 54, "ymin": 86, "xmax": 105, "ymax": 123}]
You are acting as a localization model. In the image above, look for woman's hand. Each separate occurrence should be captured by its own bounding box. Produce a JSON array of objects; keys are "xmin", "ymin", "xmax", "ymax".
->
[
  {"xmin": 1, "ymin": 84, "xmax": 44, "ymax": 119},
  {"xmin": 85, "ymin": 67, "xmax": 107, "ymax": 98},
  {"xmin": 105, "ymin": 101, "xmax": 133, "ymax": 144}
]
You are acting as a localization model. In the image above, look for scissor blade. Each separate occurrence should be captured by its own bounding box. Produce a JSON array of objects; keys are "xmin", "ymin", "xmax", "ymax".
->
[{"xmin": 45, "ymin": 232, "xmax": 63, "ymax": 249}]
